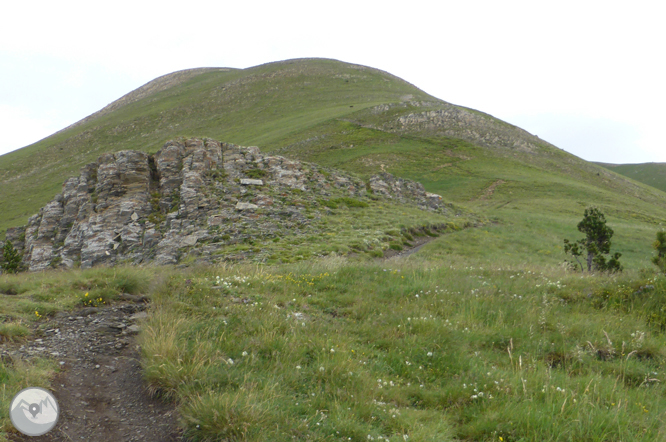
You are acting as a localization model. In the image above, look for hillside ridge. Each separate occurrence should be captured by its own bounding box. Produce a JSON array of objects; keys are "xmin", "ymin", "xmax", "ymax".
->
[
  {"xmin": 54, "ymin": 67, "xmax": 234, "ymax": 135},
  {"xmin": 597, "ymin": 161, "xmax": 666, "ymax": 194}
]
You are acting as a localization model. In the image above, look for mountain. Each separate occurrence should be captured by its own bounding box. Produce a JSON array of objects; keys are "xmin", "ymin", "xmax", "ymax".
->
[
  {"xmin": 0, "ymin": 59, "xmax": 435, "ymax": 233},
  {"xmin": 2, "ymin": 58, "xmax": 665, "ymax": 267},
  {"xmin": 596, "ymin": 162, "xmax": 666, "ymax": 194},
  {"xmin": 6, "ymin": 59, "xmax": 666, "ymax": 442}
]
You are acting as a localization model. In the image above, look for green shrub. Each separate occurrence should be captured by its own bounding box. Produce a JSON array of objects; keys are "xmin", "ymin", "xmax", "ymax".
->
[
  {"xmin": 318, "ymin": 199, "xmax": 338, "ymax": 209},
  {"xmin": 169, "ymin": 191, "xmax": 181, "ymax": 213},
  {"xmin": 245, "ymin": 168, "xmax": 268, "ymax": 179},
  {"xmin": 318, "ymin": 197, "xmax": 368, "ymax": 209},
  {"xmin": 446, "ymin": 222, "xmax": 459, "ymax": 231},
  {"xmin": 652, "ymin": 230, "xmax": 666, "ymax": 274},
  {"xmin": 205, "ymin": 169, "xmax": 228, "ymax": 182},
  {"xmin": 564, "ymin": 207, "xmax": 622, "ymax": 273},
  {"xmin": 1, "ymin": 240, "xmax": 22, "ymax": 274}
]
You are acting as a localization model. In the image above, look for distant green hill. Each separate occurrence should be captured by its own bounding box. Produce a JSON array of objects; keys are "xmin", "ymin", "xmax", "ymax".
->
[
  {"xmin": 2, "ymin": 58, "xmax": 666, "ymax": 267},
  {"xmin": 596, "ymin": 162, "xmax": 666, "ymax": 194}
]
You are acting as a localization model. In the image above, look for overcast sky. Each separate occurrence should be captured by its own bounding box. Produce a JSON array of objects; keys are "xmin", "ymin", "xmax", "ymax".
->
[{"xmin": 1, "ymin": 0, "xmax": 664, "ymax": 163}]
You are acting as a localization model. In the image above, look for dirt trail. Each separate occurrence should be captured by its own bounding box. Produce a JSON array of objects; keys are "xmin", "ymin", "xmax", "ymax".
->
[
  {"xmin": 381, "ymin": 234, "xmax": 438, "ymax": 260},
  {"xmin": 478, "ymin": 179, "xmax": 505, "ymax": 200},
  {"xmin": 3, "ymin": 300, "xmax": 181, "ymax": 442},
  {"xmin": 3, "ymin": 232, "xmax": 445, "ymax": 440}
]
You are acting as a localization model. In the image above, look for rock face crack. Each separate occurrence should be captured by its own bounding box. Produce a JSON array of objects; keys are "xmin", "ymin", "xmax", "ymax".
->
[{"xmin": 3, "ymin": 137, "xmax": 448, "ymax": 271}]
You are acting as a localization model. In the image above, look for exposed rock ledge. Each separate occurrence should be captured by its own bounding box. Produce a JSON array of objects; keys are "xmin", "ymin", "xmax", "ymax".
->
[
  {"xmin": 367, "ymin": 102, "xmax": 554, "ymax": 154},
  {"xmin": 3, "ymin": 138, "xmax": 447, "ymax": 271}
]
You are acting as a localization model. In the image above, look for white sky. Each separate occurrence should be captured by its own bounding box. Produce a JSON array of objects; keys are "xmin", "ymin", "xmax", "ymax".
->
[{"xmin": 1, "ymin": 0, "xmax": 664, "ymax": 163}]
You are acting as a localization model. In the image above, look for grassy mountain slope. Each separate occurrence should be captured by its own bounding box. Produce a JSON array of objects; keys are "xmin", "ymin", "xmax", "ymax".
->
[
  {"xmin": 272, "ymin": 117, "xmax": 666, "ymax": 267},
  {"xmin": 0, "ymin": 59, "xmax": 434, "ymax": 232},
  {"xmin": 597, "ymin": 162, "xmax": 666, "ymax": 194},
  {"xmin": 2, "ymin": 57, "xmax": 665, "ymax": 266}
]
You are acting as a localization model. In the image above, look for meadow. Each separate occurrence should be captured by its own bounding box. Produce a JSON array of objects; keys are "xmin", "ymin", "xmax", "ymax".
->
[{"xmin": 3, "ymin": 225, "xmax": 666, "ymax": 441}]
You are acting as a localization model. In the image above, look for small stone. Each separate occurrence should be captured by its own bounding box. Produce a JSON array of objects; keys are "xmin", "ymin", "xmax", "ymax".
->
[
  {"xmin": 95, "ymin": 325, "xmax": 122, "ymax": 335},
  {"xmin": 117, "ymin": 293, "xmax": 149, "ymax": 303},
  {"xmin": 240, "ymin": 178, "xmax": 263, "ymax": 186},
  {"xmin": 235, "ymin": 202, "xmax": 258, "ymax": 211},
  {"xmin": 130, "ymin": 311, "xmax": 148, "ymax": 321},
  {"xmin": 181, "ymin": 235, "xmax": 198, "ymax": 247},
  {"xmin": 207, "ymin": 215, "xmax": 227, "ymax": 226},
  {"xmin": 126, "ymin": 324, "xmax": 141, "ymax": 335}
]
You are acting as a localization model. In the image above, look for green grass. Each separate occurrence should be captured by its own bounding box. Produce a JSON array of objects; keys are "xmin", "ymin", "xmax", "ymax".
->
[
  {"xmin": 137, "ymin": 258, "xmax": 666, "ymax": 441},
  {"xmin": 3, "ymin": 227, "xmax": 666, "ymax": 440},
  {"xmin": 1, "ymin": 357, "xmax": 58, "ymax": 442},
  {"xmin": 199, "ymin": 188, "xmax": 477, "ymax": 264}
]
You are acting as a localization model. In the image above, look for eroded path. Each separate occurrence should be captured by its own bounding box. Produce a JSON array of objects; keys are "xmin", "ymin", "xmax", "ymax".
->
[
  {"xmin": 381, "ymin": 234, "xmax": 439, "ymax": 260},
  {"xmin": 3, "ymin": 300, "xmax": 181, "ymax": 442}
]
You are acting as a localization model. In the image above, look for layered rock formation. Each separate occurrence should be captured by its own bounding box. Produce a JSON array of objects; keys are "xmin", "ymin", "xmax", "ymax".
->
[
  {"xmin": 4, "ymin": 138, "xmax": 448, "ymax": 271},
  {"xmin": 366, "ymin": 101, "xmax": 553, "ymax": 153}
]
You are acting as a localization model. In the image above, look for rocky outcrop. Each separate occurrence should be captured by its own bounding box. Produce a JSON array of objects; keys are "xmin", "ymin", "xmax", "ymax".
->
[
  {"xmin": 365, "ymin": 102, "xmax": 553, "ymax": 154},
  {"xmin": 368, "ymin": 172, "xmax": 442, "ymax": 210},
  {"xmin": 7, "ymin": 138, "xmax": 449, "ymax": 271}
]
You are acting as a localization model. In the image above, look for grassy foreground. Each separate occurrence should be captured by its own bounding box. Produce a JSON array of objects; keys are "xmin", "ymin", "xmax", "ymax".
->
[
  {"xmin": 3, "ymin": 247, "xmax": 666, "ymax": 441},
  {"xmin": 141, "ymin": 260, "xmax": 666, "ymax": 441}
]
